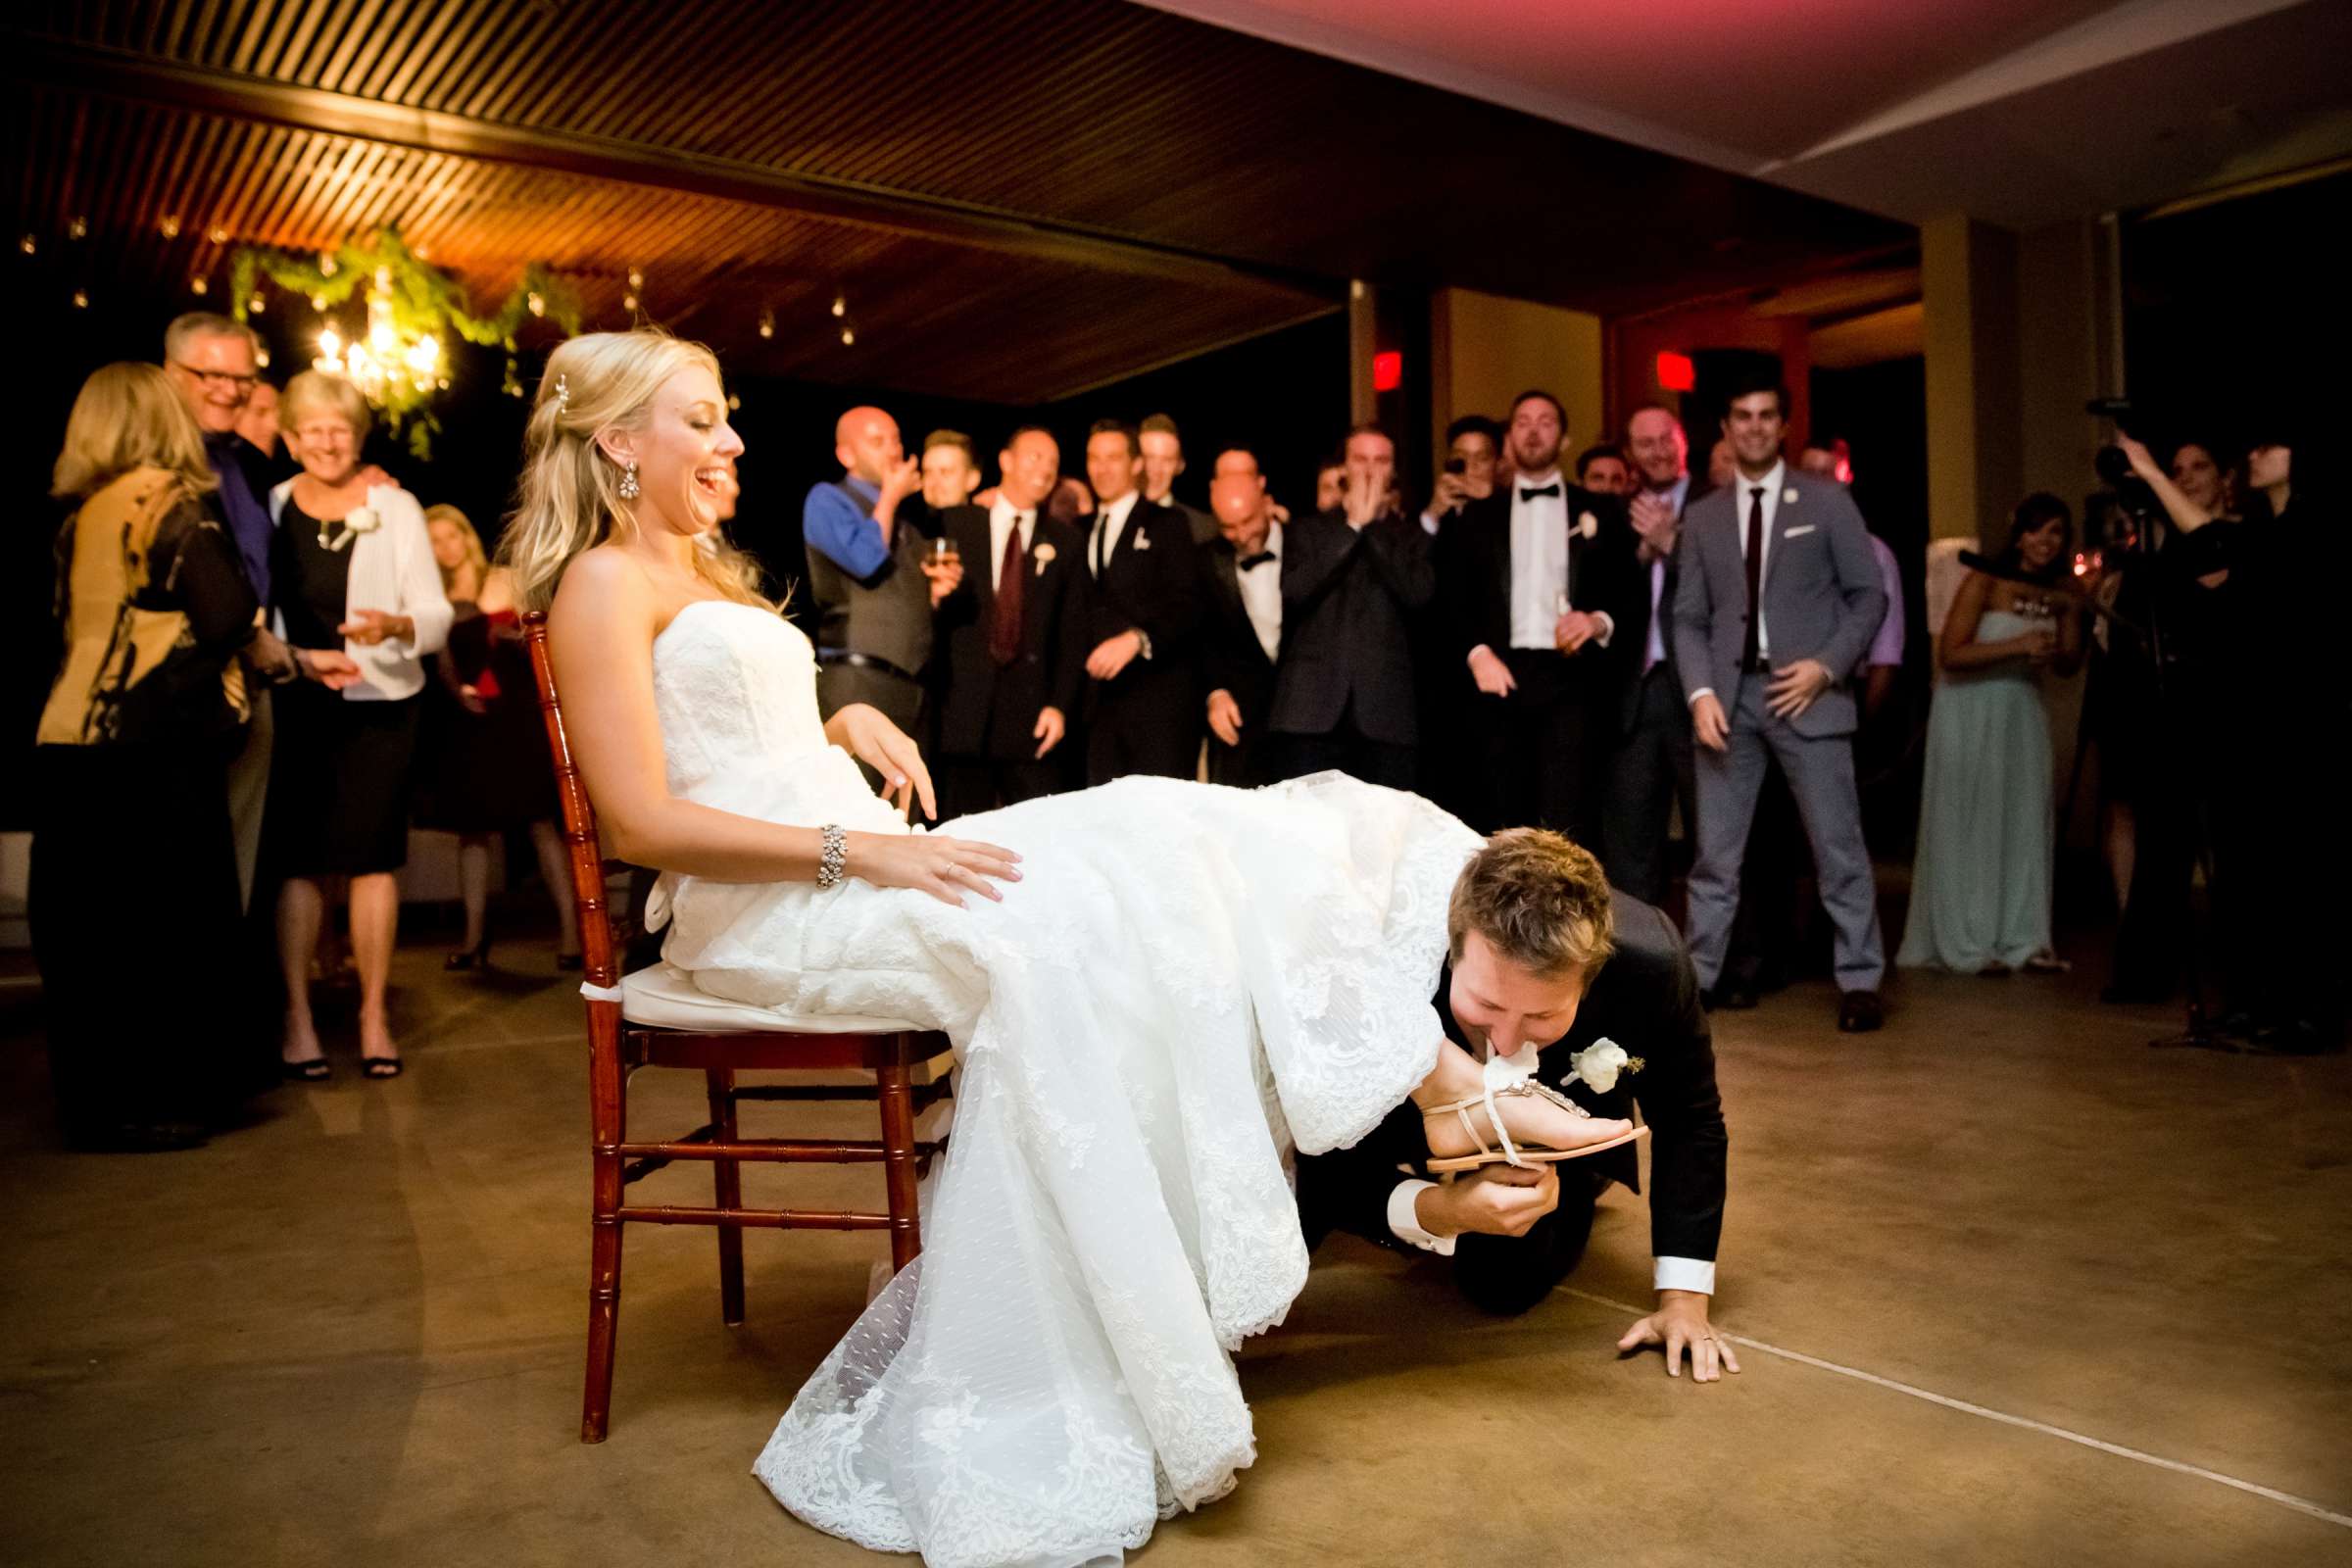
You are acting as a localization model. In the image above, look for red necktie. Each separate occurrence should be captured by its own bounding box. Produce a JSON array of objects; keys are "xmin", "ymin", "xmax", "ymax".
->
[
  {"xmin": 1740, "ymin": 487, "xmax": 1764, "ymax": 669},
  {"xmin": 990, "ymin": 518, "xmax": 1026, "ymax": 665}
]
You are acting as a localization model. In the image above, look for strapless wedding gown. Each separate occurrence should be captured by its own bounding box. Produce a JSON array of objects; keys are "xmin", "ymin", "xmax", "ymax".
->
[{"xmin": 647, "ymin": 602, "xmax": 1479, "ymax": 1567}]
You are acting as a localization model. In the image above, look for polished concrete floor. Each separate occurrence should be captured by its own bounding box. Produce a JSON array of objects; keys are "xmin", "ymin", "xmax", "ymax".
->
[{"xmin": 1, "ymin": 929, "xmax": 2347, "ymax": 1568}]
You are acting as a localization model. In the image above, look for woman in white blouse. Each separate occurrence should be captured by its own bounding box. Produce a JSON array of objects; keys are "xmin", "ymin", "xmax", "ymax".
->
[{"xmin": 267, "ymin": 371, "xmax": 452, "ymax": 1080}]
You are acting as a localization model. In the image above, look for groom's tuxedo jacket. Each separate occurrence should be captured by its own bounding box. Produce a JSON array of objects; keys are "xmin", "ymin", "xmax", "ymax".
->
[{"xmin": 1296, "ymin": 890, "xmax": 1727, "ymax": 1268}]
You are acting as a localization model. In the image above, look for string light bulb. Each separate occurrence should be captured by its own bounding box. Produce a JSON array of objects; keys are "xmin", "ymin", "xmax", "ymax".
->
[
  {"xmin": 190, "ymin": 275, "xmax": 209, "ymax": 296},
  {"xmin": 68, "ymin": 216, "xmax": 87, "ymax": 240},
  {"xmin": 311, "ymin": 292, "xmax": 328, "ymax": 312},
  {"xmin": 18, "ymin": 233, "xmax": 33, "ymax": 255},
  {"xmin": 249, "ymin": 293, "xmax": 266, "ymax": 314},
  {"xmin": 319, "ymin": 253, "xmax": 338, "ymax": 276},
  {"xmin": 160, "ymin": 216, "xmax": 181, "ymax": 239},
  {"xmin": 621, "ymin": 292, "xmax": 638, "ymax": 313},
  {"xmin": 255, "ymin": 346, "xmax": 270, "ymax": 368},
  {"xmin": 830, "ymin": 293, "xmax": 846, "ymax": 318},
  {"xmin": 758, "ymin": 308, "xmax": 774, "ymax": 340},
  {"xmin": 726, "ymin": 393, "xmax": 741, "ymax": 412},
  {"xmin": 840, "ymin": 325, "xmax": 856, "ymax": 346},
  {"xmin": 209, "ymin": 225, "xmax": 229, "ymax": 246},
  {"xmin": 626, "ymin": 267, "xmax": 644, "ymax": 291},
  {"xmin": 72, "ymin": 288, "xmax": 89, "ymax": 309},
  {"xmin": 527, "ymin": 290, "xmax": 545, "ymax": 317}
]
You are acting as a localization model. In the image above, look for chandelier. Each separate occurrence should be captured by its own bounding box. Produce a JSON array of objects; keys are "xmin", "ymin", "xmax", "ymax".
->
[{"xmin": 314, "ymin": 268, "xmax": 447, "ymax": 405}]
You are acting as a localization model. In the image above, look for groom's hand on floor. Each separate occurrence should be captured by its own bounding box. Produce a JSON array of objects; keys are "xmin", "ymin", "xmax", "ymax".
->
[{"xmin": 1618, "ymin": 1290, "xmax": 1740, "ymax": 1384}]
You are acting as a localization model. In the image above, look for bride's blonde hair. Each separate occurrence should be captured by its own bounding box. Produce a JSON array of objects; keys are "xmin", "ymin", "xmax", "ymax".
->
[{"xmin": 501, "ymin": 328, "xmax": 770, "ymax": 612}]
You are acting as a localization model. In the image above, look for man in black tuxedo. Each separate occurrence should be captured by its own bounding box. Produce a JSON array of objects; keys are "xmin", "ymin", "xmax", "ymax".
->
[
  {"xmin": 1198, "ymin": 466, "xmax": 1285, "ymax": 787},
  {"xmin": 1266, "ymin": 424, "xmax": 1435, "ymax": 788},
  {"xmin": 1079, "ymin": 419, "xmax": 1202, "ymax": 785},
  {"xmin": 1298, "ymin": 830, "xmax": 1736, "ymax": 1379},
  {"xmin": 1445, "ymin": 390, "xmax": 1642, "ymax": 840},
  {"xmin": 931, "ymin": 426, "xmax": 1087, "ymax": 819},
  {"xmin": 1142, "ymin": 414, "xmax": 1218, "ymax": 546},
  {"xmin": 1603, "ymin": 405, "xmax": 1706, "ymax": 906}
]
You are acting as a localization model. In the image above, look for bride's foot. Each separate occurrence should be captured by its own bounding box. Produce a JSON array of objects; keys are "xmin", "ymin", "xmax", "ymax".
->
[{"xmin": 1421, "ymin": 1064, "xmax": 1640, "ymax": 1172}]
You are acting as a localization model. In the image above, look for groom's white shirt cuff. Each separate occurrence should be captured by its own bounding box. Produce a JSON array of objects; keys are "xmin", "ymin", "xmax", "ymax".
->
[{"xmin": 1387, "ymin": 1179, "xmax": 1716, "ymax": 1294}]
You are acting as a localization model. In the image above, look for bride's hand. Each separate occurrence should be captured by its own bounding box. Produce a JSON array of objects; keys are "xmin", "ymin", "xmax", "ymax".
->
[
  {"xmin": 827, "ymin": 704, "xmax": 938, "ymax": 820},
  {"xmin": 849, "ymin": 832, "xmax": 1022, "ymax": 908}
]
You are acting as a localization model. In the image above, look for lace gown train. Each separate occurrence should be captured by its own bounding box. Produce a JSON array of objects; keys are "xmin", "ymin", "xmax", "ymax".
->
[{"xmin": 645, "ymin": 603, "xmax": 1480, "ymax": 1566}]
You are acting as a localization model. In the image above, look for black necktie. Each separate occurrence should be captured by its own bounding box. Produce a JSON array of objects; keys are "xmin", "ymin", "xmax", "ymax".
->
[
  {"xmin": 1238, "ymin": 552, "xmax": 1275, "ymax": 572},
  {"xmin": 1741, "ymin": 487, "xmax": 1766, "ymax": 669},
  {"xmin": 1519, "ymin": 483, "xmax": 1561, "ymax": 502}
]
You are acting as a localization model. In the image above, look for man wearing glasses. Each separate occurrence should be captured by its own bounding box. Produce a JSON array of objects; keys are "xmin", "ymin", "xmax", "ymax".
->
[{"xmin": 164, "ymin": 313, "xmax": 282, "ymax": 916}]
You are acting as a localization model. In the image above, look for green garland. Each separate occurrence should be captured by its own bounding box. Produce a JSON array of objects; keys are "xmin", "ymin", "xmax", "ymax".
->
[{"xmin": 229, "ymin": 227, "xmax": 582, "ymax": 458}]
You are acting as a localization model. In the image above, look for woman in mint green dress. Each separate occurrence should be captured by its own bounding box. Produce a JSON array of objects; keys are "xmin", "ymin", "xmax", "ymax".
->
[{"xmin": 1899, "ymin": 494, "xmax": 2084, "ymax": 975}]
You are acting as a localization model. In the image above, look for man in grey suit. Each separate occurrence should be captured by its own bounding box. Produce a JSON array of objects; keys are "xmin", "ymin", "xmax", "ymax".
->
[{"xmin": 1672, "ymin": 371, "xmax": 1888, "ymax": 1032}]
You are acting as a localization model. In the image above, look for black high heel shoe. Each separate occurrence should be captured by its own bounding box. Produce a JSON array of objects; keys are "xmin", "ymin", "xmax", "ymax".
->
[
  {"xmin": 282, "ymin": 1054, "xmax": 331, "ymax": 1083},
  {"xmin": 444, "ymin": 940, "xmax": 492, "ymax": 972}
]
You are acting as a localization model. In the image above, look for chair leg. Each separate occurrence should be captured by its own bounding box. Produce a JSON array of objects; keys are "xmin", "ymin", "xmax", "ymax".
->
[
  {"xmin": 582, "ymin": 1008, "xmax": 627, "ymax": 1445},
  {"xmin": 582, "ymin": 1204, "xmax": 623, "ymax": 1444},
  {"xmin": 876, "ymin": 1059, "xmax": 922, "ymax": 1273},
  {"xmin": 708, "ymin": 1067, "xmax": 746, "ymax": 1326}
]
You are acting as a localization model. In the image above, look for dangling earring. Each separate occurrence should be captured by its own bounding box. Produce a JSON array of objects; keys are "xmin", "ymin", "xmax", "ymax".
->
[{"xmin": 618, "ymin": 459, "xmax": 640, "ymax": 501}]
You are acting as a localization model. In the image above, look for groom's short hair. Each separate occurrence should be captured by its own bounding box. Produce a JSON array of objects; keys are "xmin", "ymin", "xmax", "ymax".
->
[{"xmin": 1446, "ymin": 829, "xmax": 1615, "ymax": 981}]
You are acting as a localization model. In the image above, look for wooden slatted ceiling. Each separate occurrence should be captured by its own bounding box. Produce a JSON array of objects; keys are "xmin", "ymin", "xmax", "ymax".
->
[
  {"xmin": 6, "ymin": 83, "xmax": 1323, "ymax": 404},
  {"xmin": 8, "ymin": 0, "xmax": 1910, "ymax": 400}
]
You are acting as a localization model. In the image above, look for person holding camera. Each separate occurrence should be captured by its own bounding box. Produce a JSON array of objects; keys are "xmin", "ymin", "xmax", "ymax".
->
[
  {"xmin": 1420, "ymin": 414, "xmax": 1500, "ymax": 535},
  {"xmin": 1897, "ymin": 495, "xmax": 2082, "ymax": 975},
  {"xmin": 2106, "ymin": 428, "xmax": 2339, "ymax": 1050}
]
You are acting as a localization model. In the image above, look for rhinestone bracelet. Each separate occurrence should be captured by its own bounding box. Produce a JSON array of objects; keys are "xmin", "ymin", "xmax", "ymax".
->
[{"xmin": 816, "ymin": 824, "xmax": 848, "ymax": 890}]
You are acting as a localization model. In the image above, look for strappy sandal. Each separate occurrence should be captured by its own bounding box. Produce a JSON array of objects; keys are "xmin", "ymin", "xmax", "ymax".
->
[{"xmin": 1423, "ymin": 1064, "xmax": 1647, "ymax": 1174}]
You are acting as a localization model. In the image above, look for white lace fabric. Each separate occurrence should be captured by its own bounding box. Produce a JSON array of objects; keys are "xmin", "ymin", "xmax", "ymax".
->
[{"xmin": 644, "ymin": 602, "xmax": 1480, "ymax": 1567}]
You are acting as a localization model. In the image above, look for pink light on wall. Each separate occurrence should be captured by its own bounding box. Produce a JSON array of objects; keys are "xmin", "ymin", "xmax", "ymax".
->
[{"xmin": 1655, "ymin": 351, "xmax": 1695, "ymax": 392}]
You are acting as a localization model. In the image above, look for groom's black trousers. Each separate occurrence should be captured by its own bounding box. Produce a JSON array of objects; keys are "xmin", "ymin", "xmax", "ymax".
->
[{"xmin": 1451, "ymin": 1166, "xmax": 1608, "ymax": 1317}]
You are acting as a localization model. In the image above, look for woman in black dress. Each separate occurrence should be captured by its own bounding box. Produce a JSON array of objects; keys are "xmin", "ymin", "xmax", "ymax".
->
[
  {"xmin": 267, "ymin": 371, "xmax": 452, "ymax": 1079},
  {"xmin": 33, "ymin": 364, "xmax": 316, "ymax": 1149},
  {"xmin": 414, "ymin": 505, "xmax": 580, "ymax": 970}
]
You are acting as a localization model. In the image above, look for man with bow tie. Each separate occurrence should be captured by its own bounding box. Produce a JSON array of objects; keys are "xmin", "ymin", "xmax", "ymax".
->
[
  {"xmin": 1443, "ymin": 389, "xmax": 1642, "ymax": 841},
  {"xmin": 1078, "ymin": 418, "xmax": 1202, "ymax": 785},
  {"xmin": 1198, "ymin": 463, "xmax": 1284, "ymax": 786},
  {"xmin": 930, "ymin": 426, "xmax": 1088, "ymax": 820}
]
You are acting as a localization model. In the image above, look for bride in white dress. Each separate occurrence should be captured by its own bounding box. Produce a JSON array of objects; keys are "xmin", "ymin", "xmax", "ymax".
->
[{"xmin": 511, "ymin": 332, "xmax": 1635, "ymax": 1568}]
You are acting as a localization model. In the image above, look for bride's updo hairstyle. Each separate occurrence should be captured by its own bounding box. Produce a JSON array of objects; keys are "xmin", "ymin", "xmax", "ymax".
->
[{"xmin": 502, "ymin": 328, "xmax": 768, "ymax": 612}]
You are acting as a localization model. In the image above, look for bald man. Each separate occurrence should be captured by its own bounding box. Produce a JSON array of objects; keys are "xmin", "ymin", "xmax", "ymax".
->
[
  {"xmin": 802, "ymin": 406, "xmax": 939, "ymax": 763},
  {"xmin": 1197, "ymin": 466, "xmax": 1284, "ymax": 786}
]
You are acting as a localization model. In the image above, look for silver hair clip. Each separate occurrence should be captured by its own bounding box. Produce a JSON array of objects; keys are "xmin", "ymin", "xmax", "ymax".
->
[{"xmin": 553, "ymin": 373, "xmax": 569, "ymax": 415}]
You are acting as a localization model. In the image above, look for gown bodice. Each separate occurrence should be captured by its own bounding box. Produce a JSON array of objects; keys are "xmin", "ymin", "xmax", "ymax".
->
[{"xmin": 649, "ymin": 600, "xmax": 906, "ymax": 834}]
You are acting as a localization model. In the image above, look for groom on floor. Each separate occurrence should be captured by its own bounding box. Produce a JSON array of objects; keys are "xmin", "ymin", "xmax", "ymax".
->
[{"xmin": 1298, "ymin": 829, "xmax": 1737, "ymax": 1381}]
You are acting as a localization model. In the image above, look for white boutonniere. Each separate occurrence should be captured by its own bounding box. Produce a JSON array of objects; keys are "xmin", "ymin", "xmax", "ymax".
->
[
  {"xmin": 1568, "ymin": 1037, "xmax": 1645, "ymax": 1094},
  {"xmin": 1783, "ymin": 487, "xmax": 1799, "ymax": 505},
  {"xmin": 1576, "ymin": 511, "xmax": 1599, "ymax": 540},
  {"xmin": 319, "ymin": 504, "xmax": 380, "ymax": 553},
  {"xmin": 1132, "ymin": 530, "xmax": 1152, "ymax": 551},
  {"xmin": 1032, "ymin": 541, "xmax": 1055, "ymax": 575}
]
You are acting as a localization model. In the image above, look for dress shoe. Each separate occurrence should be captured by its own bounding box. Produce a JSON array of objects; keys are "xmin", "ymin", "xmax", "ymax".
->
[
  {"xmin": 1838, "ymin": 990, "xmax": 1885, "ymax": 1033},
  {"xmin": 1700, "ymin": 982, "xmax": 1759, "ymax": 1012}
]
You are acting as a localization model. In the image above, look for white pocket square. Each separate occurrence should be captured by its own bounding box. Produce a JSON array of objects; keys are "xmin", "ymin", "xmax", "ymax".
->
[{"xmin": 1783, "ymin": 523, "xmax": 1816, "ymax": 538}]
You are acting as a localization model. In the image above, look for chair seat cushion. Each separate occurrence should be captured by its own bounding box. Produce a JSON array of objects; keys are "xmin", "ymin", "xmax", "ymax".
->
[{"xmin": 618, "ymin": 961, "xmax": 928, "ymax": 1036}]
